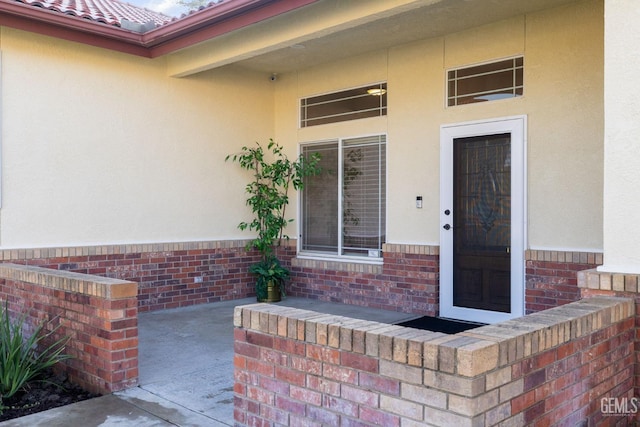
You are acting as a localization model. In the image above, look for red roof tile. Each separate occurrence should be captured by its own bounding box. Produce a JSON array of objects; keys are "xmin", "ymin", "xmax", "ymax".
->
[{"xmin": 15, "ymin": 0, "xmax": 173, "ymax": 27}]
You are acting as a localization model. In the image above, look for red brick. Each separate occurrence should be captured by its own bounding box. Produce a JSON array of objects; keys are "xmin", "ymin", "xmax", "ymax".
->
[
  {"xmin": 260, "ymin": 405, "xmax": 289, "ymax": 424},
  {"xmin": 307, "ymin": 375, "xmax": 340, "ymax": 396},
  {"xmin": 235, "ymin": 341, "xmax": 260, "ymax": 359},
  {"xmin": 323, "ymin": 395, "xmax": 358, "ymax": 417},
  {"xmin": 341, "ymin": 418, "xmax": 374, "ymax": 427},
  {"xmin": 306, "ymin": 344, "xmax": 340, "ymax": 364},
  {"xmin": 359, "ymin": 406, "xmax": 400, "ymax": 427},
  {"xmin": 246, "ymin": 358, "xmax": 274, "ymax": 377},
  {"xmin": 341, "ymin": 352, "xmax": 378, "ymax": 373},
  {"xmin": 290, "ymin": 385, "xmax": 321, "ymax": 405},
  {"xmin": 524, "ymin": 369, "xmax": 546, "ymax": 391},
  {"xmin": 511, "ymin": 390, "xmax": 535, "ymax": 413},
  {"xmin": 247, "ymin": 385, "xmax": 274, "ymax": 405},
  {"xmin": 524, "ymin": 401, "xmax": 545, "ymax": 424},
  {"xmin": 234, "ymin": 355, "xmax": 247, "ymax": 369},
  {"xmin": 274, "ymin": 336, "xmax": 305, "ymax": 356},
  {"xmin": 342, "ymin": 384, "xmax": 378, "ymax": 406},
  {"xmin": 234, "ymin": 382, "xmax": 246, "ymax": 395},
  {"xmin": 246, "ymin": 414, "xmax": 270, "ymax": 427},
  {"xmin": 234, "ymin": 328, "xmax": 247, "ymax": 342},
  {"xmin": 535, "ymin": 349, "xmax": 557, "ymax": 369},
  {"xmin": 275, "ymin": 366, "xmax": 305, "ymax": 387},
  {"xmin": 275, "ymin": 395, "xmax": 306, "ymax": 415},
  {"xmin": 306, "ymin": 405, "xmax": 340, "ymax": 425},
  {"xmin": 290, "ymin": 414, "xmax": 322, "ymax": 427},
  {"xmin": 290, "ymin": 355, "xmax": 322, "ymax": 375},
  {"xmin": 358, "ymin": 372, "xmax": 400, "ymax": 395},
  {"xmin": 323, "ymin": 364, "xmax": 357, "ymax": 384}
]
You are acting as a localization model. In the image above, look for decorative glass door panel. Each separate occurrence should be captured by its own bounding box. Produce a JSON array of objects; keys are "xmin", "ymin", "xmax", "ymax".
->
[{"xmin": 453, "ymin": 134, "xmax": 511, "ymax": 313}]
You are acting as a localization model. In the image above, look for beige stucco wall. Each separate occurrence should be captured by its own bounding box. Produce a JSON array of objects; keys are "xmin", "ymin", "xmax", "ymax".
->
[
  {"xmin": 599, "ymin": 0, "xmax": 640, "ymax": 273},
  {"xmin": 276, "ymin": 0, "xmax": 603, "ymax": 252},
  {"xmin": 0, "ymin": 28, "xmax": 274, "ymax": 248},
  {"xmin": 0, "ymin": 0, "xmax": 603, "ymax": 253}
]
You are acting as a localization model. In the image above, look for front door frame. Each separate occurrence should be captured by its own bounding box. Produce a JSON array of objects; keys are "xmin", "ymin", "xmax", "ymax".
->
[{"xmin": 440, "ymin": 115, "xmax": 527, "ymax": 324}]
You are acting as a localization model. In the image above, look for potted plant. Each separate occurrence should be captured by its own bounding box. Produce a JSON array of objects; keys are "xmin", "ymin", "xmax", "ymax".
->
[{"xmin": 226, "ymin": 139, "xmax": 320, "ymax": 302}]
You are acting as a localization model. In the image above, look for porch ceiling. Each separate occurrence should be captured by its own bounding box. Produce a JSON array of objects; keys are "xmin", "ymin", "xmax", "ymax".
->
[{"xmin": 168, "ymin": 0, "xmax": 577, "ymax": 77}]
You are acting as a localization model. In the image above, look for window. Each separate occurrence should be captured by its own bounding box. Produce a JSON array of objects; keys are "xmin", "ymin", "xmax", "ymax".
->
[
  {"xmin": 447, "ymin": 57, "xmax": 523, "ymax": 106},
  {"xmin": 301, "ymin": 135, "xmax": 386, "ymax": 258},
  {"xmin": 300, "ymin": 83, "xmax": 387, "ymax": 128}
]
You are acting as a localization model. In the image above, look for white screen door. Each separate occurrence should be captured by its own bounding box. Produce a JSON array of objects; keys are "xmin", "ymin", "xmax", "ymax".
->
[{"xmin": 440, "ymin": 116, "xmax": 526, "ymax": 324}]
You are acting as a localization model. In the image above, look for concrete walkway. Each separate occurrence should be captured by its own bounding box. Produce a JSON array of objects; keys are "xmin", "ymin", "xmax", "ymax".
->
[{"xmin": 0, "ymin": 297, "xmax": 416, "ymax": 426}]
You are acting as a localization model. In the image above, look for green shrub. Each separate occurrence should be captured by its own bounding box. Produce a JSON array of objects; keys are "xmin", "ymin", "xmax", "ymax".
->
[{"xmin": 0, "ymin": 301, "xmax": 70, "ymax": 412}]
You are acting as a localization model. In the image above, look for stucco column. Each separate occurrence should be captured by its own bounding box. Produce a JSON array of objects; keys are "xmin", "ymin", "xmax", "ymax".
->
[{"xmin": 598, "ymin": 0, "xmax": 640, "ymax": 274}]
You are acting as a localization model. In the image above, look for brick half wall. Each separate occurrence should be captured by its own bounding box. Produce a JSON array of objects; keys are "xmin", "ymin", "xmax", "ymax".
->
[
  {"xmin": 0, "ymin": 240, "xmax": 262, "ymax": 313},
  {"xmin": 526, "ymin": 250, "xmax": 602, "ymax": 313},
  {"xmin": 234, "ymin": 297, "xmax": 635, "ymax": 426},
  {"xmin": 289, "ymin": 244, "xmax": 439, "ymax": 315},
  {"xmin": 0, "ymin": 242, "xmax": 603, "ymax": 317},
  {"xmin": 0, "ymin": 263, "xmax": 138, "ymax": 394}
]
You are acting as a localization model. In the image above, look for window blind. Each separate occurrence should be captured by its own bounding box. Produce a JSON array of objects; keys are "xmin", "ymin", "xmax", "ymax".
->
[{"xmin": 342, "ymin": 135, "xmax": 386, "ymax": 255}]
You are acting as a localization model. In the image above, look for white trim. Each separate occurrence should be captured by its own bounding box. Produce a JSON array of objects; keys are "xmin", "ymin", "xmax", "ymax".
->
[
  {"xmin": 440, "ymin": 115, "xmax": 527, "ymax": 324},
  {"xmin": 295, "ymin": 253, "xmax": 383, "ymax": 265},
  {"xmin": 297, "ymin": 134, "xmax": 387, "ymax": 260}
]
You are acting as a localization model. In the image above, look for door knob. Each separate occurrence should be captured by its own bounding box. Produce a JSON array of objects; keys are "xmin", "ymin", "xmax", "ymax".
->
[{"xmin": 443, "ymin": 224, "xmax": 451, "ymax": 230}]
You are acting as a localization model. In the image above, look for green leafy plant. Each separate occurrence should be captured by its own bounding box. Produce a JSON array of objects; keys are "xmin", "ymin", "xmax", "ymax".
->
[
  {"xmin": 0, "ymin": 301, "xmax": 70, "ymax": 412},
  {"xmin": 249, "ymin": 258, "xmax": 290, "ymax": 301},
  {"xmin": 226, "ymin": 139, "xmax": 320, "ymax": 301}
]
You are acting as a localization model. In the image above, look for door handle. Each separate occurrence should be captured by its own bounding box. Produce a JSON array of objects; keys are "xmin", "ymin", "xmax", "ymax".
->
[{"xmin": 443, "ymin": 224, "xmax": 451, "ymax": 230}]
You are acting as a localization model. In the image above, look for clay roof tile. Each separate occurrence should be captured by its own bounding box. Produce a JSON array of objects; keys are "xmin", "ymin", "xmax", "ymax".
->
[{"xmin": 15, "ymin": 0, "xmax": 174, "ymax": 28}]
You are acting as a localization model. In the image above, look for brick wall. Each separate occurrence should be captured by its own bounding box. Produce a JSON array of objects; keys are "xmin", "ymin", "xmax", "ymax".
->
[
  {"xmin": 0, "ymin": 242, "xmax": 603, "ymax": 317},
  {"xmin": 0, "ymin": 263, "xmax": 138, "ymax": 394},
  {"xmin": 579, "ymin": 268, "xmax": 640, "ymax": 399},
  {"xmin": 0, "ymin": 241, "xmax": 262, "ymax": 313},
  {"xmin": 289, "ymin": 244, "xmax": 440, "ymax": 315},
  {"xmin": 525, "ymin": 250, "xmax": 602, "ymax": 313},
  {"xmin": 290, "ymin": 246, "xmax": 602, "ymax": 317},
  {"xmin": 234, "ymin": 297, "xmax": 635, "ymax": 426}
]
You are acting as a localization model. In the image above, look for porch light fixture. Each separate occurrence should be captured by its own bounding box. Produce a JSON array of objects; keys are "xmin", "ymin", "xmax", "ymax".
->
[{"xmin": 367, "ymin": 88, "xmax": 387, "ymax": 96}]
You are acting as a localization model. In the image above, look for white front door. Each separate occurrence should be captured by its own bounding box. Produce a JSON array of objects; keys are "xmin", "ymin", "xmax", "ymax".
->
[{"xmin": 440, "ymin": 116, "xmax": 526, "ymax": 324}]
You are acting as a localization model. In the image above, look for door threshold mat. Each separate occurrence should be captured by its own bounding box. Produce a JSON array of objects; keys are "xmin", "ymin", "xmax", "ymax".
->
[{"xmin": 396, "ymin": 316, "xmax": 486, "ymax": 334}]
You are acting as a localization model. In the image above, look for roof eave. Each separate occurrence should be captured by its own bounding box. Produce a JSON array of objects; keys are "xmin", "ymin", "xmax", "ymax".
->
[
  {"xmin": 144, "ymin": 0, "xmax": 318, "ymax": 57},
  {"xmin": 0, "ymin": 0, "xmax": 150, "ymax": 56},
  {"xmin": 0, "ymin": 0, "xmax": 320, "ymax": 59}
]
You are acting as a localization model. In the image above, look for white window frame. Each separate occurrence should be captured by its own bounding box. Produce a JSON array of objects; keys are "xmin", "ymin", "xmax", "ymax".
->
[{"xmin": 298, "ymin": 134, "xmax": 387, "ymax": 263}]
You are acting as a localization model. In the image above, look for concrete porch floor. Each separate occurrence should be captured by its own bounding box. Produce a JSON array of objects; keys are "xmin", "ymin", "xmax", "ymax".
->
[{"xmin": 0, "ymin": 297, "xmax": 416, "ymax": 426}]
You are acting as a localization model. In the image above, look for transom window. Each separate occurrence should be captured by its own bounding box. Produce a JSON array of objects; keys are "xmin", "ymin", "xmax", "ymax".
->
[
  {"xmin": 447, "ymin": 57, "xmax": 523, "ymax": 106},
  {"xmin": 301, "ymin": 135, "xmax": 386, "ymax": 258},
  {"xmin": 300, "ymin": 83, "xmax": 387, "ymax": 128}
]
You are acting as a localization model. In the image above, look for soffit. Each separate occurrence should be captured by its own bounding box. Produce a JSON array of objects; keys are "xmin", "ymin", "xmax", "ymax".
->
[{"xmin": 168, "ymin": 0, "xmax": 578, "ymax": 77}]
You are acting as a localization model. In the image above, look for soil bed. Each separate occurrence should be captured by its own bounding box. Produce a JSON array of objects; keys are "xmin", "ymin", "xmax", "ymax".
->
[{"xmin": 0, "ymin": 369, "xmax": 99, "ymax": 422}]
